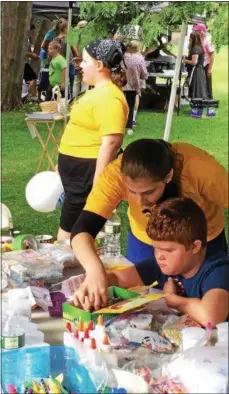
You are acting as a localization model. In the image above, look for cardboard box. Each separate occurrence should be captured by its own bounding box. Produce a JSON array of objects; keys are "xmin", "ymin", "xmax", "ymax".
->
[
  {"xmin": 63, "ymin": 286, "xmax": 166, "ymax": 324},
  {"xmin": 62, "ymin": 286, "xmax": 139, "ymax": 324}
]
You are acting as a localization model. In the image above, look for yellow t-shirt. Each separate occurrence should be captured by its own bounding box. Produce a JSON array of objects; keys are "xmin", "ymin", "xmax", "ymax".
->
[
  {"xmin": 84, "ymin": 142, "xmax": 228, "ymax": 244},
  {"xmin": 59, "ymin": 81, "xmax": 128, "ymax": 159}
]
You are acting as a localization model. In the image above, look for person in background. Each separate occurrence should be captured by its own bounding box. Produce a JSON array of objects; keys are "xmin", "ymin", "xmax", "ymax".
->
[
  {"xmin": 53, "ymin": 19, "xmax": 79, "ymax": 99},
  {"xmin": 70, "ymin": 138, "xmax": 228, "ymax": 311},
  {"xmin": 122, "ymin": 40, "xmax": 148, "ymax": 135},
  {"xmin": 46, "ymin": 41, "xmax": 67, "ymax": 100},
  {"xmin": 24, "ymin": 24, "xmax": 40, "ymax": 100},
  {"xmin": 183, "ymin": 32, "xmax": 208, "ymax": 100},
  {"xmin": 38, "ymin": 19, "xmax": 68, "ymax": 100},
  {"xmin": 193, "ymin": 23, "xmax": 215, "ymax": 99},
  {"xmin": 57, "ymin": 38, "xmax": 128, "ymax": 241},
  {"xmin": 72, "ymin": 20, "xmax": 88, "ymax": 97},
  {"xmin": 41, "ymin": 18, "xmax": 67, "ymax": 52},
  {"xmin": 74, "ymin": 198, "xmax": 229, "ymax": 326}
]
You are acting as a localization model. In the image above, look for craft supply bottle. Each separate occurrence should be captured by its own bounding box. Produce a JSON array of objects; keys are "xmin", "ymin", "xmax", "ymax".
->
[
  {"xmin": 88, "ymin": 320, "xmax": 95, "ymax": 338},
  {"xmin": 84, "ymin": 329, "xmax": 91, "ymax": 346},
  {"xmin": 104, "ymin": 210, "xmax": 121, "ymax": 258},
  {"xmin": 95, "ymin": 315, "xmax": 106, "ymax": 342},
  {"xmin": 1, "ymin": 311, "xmax": 25, "ymax": 350},
  {"xmin": 99, "ymin": 333, "xmax": 111, "ymax": 352},
  {"xmin": 78, "ymin": 320, "xmax": 85, "ymax": 340}
]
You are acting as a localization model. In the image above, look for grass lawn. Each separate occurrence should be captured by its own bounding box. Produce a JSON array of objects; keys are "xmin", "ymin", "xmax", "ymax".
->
[{"xmin": 2, "ymin": 47, "xmax": 228, "ymax": 254}]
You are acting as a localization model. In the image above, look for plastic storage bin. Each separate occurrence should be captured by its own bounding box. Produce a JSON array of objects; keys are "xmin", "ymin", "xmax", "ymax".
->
[
  {"xmin": 2, "ymin": 345, "xmax": 96, "ymax": 393},
  {"xmin": 190, "ymin": 98, "xmax": 219, "ymax": 118}
]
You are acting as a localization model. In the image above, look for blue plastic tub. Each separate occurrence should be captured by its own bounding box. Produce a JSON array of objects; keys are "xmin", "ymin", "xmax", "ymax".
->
[{"xmin": 2, "ymin": 345, "xmax": 97, "ymax": 393}]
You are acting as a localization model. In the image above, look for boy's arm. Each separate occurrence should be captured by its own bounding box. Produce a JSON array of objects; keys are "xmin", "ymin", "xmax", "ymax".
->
[
  {"xmin": 107, "ymin": 266, "xmax": 144, "ymax": 288},
  {"xmin": 164, "ymin": 288, "xmax": 228, "ymax": 327}
]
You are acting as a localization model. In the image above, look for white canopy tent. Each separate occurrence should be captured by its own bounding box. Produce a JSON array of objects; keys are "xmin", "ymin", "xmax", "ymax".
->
[{"xmin": 163, "ymin": 21, "xmax": 187, "ymax": 141}]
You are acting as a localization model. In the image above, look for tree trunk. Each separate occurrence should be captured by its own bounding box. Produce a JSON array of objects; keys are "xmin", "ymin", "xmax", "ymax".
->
[
  {"xmin": 1, "ymin": 2, "xmax": 32, "ymax": 112},
  {"xmin": 30, "ymin": 19, "xmax": 52, "ymax": 75}
]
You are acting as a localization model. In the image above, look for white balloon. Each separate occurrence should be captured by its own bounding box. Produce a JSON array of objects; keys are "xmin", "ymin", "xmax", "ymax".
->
[{"xmin": 25, "ymin": 171, "xmax": 64, "ymax": 213}]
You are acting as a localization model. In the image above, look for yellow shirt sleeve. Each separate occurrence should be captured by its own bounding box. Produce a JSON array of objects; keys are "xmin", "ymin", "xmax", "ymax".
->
[
  {"xmin": 84, "ymin": 155, "xmax": 125, "ymax": 218},
  {"xmin": 183, "ymin": 157, "xmax": 228, "ymax": 209},
  {"xmin": 94, "ymin": 97, "xmax": 128, "ymax": 136}
]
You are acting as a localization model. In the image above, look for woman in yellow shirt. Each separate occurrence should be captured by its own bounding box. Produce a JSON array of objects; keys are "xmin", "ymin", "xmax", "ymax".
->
[
  {"xmin": 57, "ymin": 39, "xmax": 129, "ymax": 240},
  {"xmin": 70, "ymin": 138, "xmax": 228, "ymax": 311}
]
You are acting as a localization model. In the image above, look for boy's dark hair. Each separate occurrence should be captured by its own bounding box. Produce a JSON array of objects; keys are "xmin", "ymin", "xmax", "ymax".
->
[
  {"xmin": 121, "ymin": 139, "xmax": 176, "ymax": 182},
  {"xmin": 146, "ymin": 197, "xmax": 207, "ymax": 249}
]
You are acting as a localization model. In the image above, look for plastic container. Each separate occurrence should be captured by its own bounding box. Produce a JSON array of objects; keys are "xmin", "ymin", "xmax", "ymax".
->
[
  {"xmin": 95, "ymin": 231, "xmax": 105, "ymax": 256},
  {"xmin": 2, "ymin": 345, "xmax": 97, "ymax": 393},
  {"xmin": 9, "ymin": 259, "xmax": 63, "ymax": 285},
  {"xmin": 25, "ymin": 171, "xmax": 65, "ymax": 213},
  {"xmin": 49, "ymin": 291, "xmax": 67, "ymax": 317}
]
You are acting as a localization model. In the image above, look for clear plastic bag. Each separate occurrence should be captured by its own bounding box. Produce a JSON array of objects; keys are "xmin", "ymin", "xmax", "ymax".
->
[
  {"xmin": 158, "ymin": 335, "xmax": 228, "ymax": 393},
  {"xmin": 76, "ymin": 344, "xmax": 108, "ymax": 392}
]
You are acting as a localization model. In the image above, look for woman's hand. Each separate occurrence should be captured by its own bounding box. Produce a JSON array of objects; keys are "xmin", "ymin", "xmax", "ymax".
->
[{"xmin": 73, "ymin": 266, "xmax": 108, "ymax": 311}]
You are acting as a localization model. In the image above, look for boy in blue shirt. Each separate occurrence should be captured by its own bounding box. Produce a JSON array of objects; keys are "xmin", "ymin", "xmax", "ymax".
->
[{"xmin": 74, "ymin": 197, "xmax": 229, "ymax": 326}]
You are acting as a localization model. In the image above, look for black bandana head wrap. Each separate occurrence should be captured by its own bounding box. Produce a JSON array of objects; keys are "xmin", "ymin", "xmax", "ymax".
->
[{"xmin": 85, "ymin": 39, "xmax": 126, "ymax": 70}]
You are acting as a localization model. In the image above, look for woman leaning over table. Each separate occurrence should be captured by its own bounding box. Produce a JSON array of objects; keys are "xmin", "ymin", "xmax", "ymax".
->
[{"xmin": 57, "ymin": 39, "xmax": 129, "ymax": 241}]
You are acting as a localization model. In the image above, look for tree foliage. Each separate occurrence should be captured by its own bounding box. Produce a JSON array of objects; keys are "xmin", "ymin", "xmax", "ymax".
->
[
  {"xmin": 208, "ymin": 3, "xmax": 228, "ymax": 51},
  {"xmin": 68, "ymin": 1, "xmax": 228, "ymax": 52}
]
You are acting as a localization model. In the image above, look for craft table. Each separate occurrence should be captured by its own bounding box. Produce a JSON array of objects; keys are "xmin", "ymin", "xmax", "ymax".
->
[
  {"xmin": 31, "ymin": 257, "xmax": 167, "ymax": 345},
  {"xmin": 25, "ymin": 115, "xmax": 64, "ymax": 173},
  {"xmin": 147, "ymin": 70, "xmax": 188, "ymax": 115}
]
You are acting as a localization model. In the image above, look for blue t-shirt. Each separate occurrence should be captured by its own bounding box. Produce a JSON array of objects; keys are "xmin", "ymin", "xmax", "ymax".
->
[
  {"xmin": 136, "ymin": 252, "xmax": 229, "ymax": 299},
  {"xmin": 44, "ymin": 30, "xmax": 56, "ymax": 41}
]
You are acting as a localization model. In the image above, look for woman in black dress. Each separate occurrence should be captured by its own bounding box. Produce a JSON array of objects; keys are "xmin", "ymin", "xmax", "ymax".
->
[{"xmin": 183, "ymin": 32, "xmax": 208, "ymax": 99}]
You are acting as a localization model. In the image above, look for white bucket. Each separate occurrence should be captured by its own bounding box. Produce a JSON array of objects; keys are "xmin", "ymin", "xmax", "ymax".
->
[{"xmin": 25, "ymin": 171, "xmax": 64, "ymax": 213}]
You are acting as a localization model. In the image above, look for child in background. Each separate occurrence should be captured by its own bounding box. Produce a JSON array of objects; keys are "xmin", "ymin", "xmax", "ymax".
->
[
  {"xmin": 46, "ymin": 41, "xmax": 67, "ymax": 100},
  {"xmin": 73, "ymin": 197, "xmax": 229, "ymax": 327}
]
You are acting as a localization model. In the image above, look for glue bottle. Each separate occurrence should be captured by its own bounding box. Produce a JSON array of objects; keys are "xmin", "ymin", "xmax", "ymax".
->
[
  {"xmin": 95, "ymin": 315, "xmax": 106, "ymax": 342},
  {"xmin": 84, "ymin": 329, "xmax": 91, "ymax": 346},
  {"xmin": 78, "ymin": 320, "xmax": 84, "ymax": 340},
  {"xmin": 99, "ymin": 333, "xmax": 111, "ymax": 353}
]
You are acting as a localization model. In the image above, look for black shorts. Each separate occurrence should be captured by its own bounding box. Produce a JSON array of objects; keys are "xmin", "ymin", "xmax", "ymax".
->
[
  {"xmin": 58, "ymin": 153, "xmax": 97, "ymax": 233},
  {"xmin": 24, "ymin": 62, "xmax": 37, "ymax": 82}
]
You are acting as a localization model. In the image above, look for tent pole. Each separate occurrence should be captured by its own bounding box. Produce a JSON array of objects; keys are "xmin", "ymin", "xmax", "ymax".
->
[
  {"xmin": 163, "ymin": 21, "xmax": 187, "ymax": 141},
  {"xmin": 64, "ymin": 3, "xmax": 73, "ymax": 126}
]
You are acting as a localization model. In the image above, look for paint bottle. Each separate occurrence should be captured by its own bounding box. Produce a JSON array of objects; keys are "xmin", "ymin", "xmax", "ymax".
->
[
  {"xmin": 99, "ymin": 333, "xmax": 111, "ymax": 352},
  {"xmin": 95, "ymin": 315, "xmax": 106, "ymax": 342},
  {"xmin": 78, "ymin": 320, "xmax": 84, "ymax": 340},
  {"xmin": 88, "ymin": 320, "xmax": 95, "ymax": 338},
  {"xmin": 84, "ymin": 329, "xmax": 91, "ymax": 346}
]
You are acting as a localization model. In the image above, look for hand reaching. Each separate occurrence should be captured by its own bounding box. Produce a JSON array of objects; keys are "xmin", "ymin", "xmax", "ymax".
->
[{"xmin": 73, "ymin": 266, "xmax": 108, "ymax": 311}]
